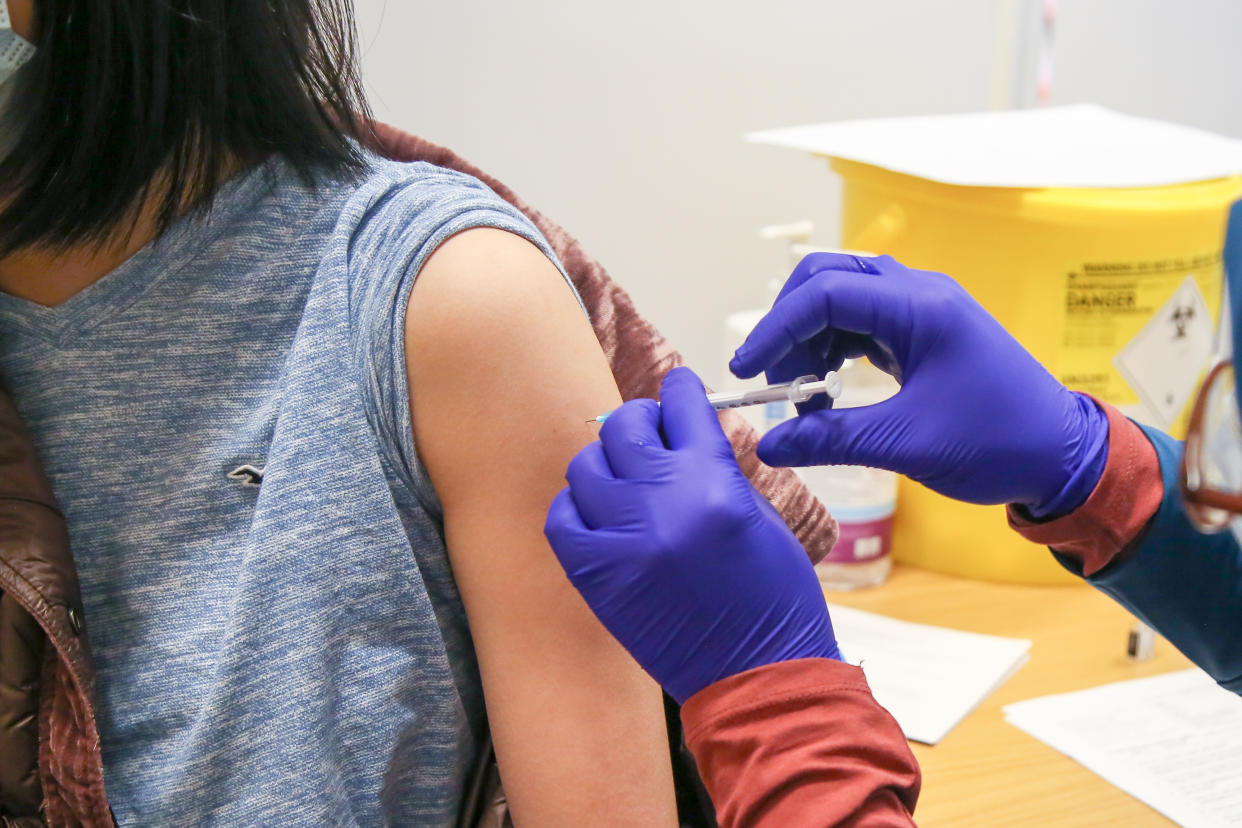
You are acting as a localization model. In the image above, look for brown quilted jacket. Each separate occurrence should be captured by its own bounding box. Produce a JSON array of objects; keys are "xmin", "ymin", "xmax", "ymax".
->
[{"xmin": 0, "ymin": 124, "xmax": 838, "ymax": 826}]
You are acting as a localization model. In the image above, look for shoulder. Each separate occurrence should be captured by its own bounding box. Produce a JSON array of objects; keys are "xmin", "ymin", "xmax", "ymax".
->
[
  {"xmin": 348, "ymin": 155, "xmax": 504, "ymax": 215},
  {"xmin": 328, "ymin": 154, "xmax": 563, "ymax": 316},
  {"xmin": 325, "ymin": 156, "xmax": 585, "ymax": 509},
  {"xmin": 334, "ymin": 156, "xmax": 537, "ymax": 264},
  {"xmin": 326, "ymin": 151, "xmax": 570, "ymax": 344}
]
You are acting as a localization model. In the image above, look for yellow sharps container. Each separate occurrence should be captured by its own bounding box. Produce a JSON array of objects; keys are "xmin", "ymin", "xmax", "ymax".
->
[{"xmin": 829, "ymin": 157, "xmax": 1242, "ymax": 585}]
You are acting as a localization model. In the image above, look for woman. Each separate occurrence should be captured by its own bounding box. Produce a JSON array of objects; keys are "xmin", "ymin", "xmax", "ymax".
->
[{"xmin": 0, "ymin": 1, "xmax": 676, "ymax": 824}]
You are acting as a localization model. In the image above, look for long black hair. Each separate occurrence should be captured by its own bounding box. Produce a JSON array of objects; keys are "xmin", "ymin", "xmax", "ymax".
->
[{"xmin": 0, "ymin": 0, "xmax": 375, "ymax": 255}]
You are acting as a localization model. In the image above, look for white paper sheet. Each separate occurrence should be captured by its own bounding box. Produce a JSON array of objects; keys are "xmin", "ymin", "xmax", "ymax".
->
[
  {"xmin": 746, "ymin": 105, "xmax": 1242, "ymax": 189},
  {"xmin": 826, "ymin": 604, "xmax": 1030, "ymax": 744},
  {"xmin": 1004, "ymin": 670, "xmax": 1242, "ymax": 828}
]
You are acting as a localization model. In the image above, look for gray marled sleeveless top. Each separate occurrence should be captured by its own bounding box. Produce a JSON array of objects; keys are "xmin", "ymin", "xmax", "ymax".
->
[{"xmin": 0, "ymin": 153, "xmax": 569, "ymax": 826}]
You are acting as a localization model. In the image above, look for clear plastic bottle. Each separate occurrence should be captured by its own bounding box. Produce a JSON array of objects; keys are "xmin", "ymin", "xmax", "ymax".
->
[
  {"xmin": 722, "ymin": 222, "xmax": 899, "ymax": 589},
  {"xmin": 803, "ymin": 465, "xmax": 897, "ymax": 590},
  {"xmin": 719, "ymin": 325, "xmax": 899, "ymax": 589}
]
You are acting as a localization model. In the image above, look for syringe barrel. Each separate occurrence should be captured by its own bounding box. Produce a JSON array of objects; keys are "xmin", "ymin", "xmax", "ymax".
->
[
  {"xmin": 705, "ymin": 373, "xmax": 841, "ymax": 412},
  {"xmin": 705, "ymin": 386, "xmax": 789, "ymax": 410}
]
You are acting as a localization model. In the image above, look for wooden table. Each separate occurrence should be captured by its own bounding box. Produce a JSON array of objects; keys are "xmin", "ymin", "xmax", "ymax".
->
[{"xmin": 824, "ymin": 565, "xmax": 1191, "ymax": 827}]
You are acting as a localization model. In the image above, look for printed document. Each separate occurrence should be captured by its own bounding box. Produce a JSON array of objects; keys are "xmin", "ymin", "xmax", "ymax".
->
[{"xmin": 1004, "ymin": 670, "xmax": 1242, "ymax": 828}]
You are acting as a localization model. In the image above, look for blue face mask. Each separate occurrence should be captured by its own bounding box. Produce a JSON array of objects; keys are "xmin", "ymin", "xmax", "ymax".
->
[
  {"xmin": 0, "ymin": 0, "xmax": 35, "ymax": 85},
  {"xmin": 0, "ymin": 0, "xmax": 32, "ymax": 154}
]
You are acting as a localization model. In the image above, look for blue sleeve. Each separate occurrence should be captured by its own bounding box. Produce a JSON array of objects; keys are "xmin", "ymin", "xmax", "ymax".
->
[{"xmin": 1053, "ymin": 424, "xmax": 1242, "ymax": 693}]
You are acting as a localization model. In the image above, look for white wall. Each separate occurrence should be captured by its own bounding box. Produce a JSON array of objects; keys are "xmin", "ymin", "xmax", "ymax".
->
[{"xmin": 354, "ymin": 0, "xmax": 1242, "ymax": 388}]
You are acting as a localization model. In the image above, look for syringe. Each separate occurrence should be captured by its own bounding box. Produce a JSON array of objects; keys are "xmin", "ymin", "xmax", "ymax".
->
[{"xmin": 588, "ymin": 373, "xmax": 842, "ymax": 424}]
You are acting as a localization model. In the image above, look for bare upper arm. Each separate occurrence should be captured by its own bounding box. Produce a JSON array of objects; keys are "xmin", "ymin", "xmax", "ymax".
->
[{"xmin": 405, "ymin": 227, "xmax": 676, "ymax": 825}]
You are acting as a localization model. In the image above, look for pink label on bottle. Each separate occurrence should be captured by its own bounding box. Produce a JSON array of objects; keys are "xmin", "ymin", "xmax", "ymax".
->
[{"xmin": 822, "ymin": 516, "xmax": 893, "ymax": 564}]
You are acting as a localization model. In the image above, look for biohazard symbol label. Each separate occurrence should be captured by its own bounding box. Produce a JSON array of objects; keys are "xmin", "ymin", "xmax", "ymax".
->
[
  {"xmin": 1058, "ymin": 254, "xmax": 1223, "ymax": 434},
  {"xmin": 1114, "ymin": 276, "xmax": 1215, "ymax": 428}
]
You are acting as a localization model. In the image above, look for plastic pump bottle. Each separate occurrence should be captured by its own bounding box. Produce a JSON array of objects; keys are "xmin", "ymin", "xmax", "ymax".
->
[{"xmin": 723, "ymin": 222, "xmax": 899, "ymax": 590}]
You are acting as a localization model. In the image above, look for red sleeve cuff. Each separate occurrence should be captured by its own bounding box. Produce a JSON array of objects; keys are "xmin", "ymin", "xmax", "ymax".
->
[
  {"xmin": 682, "ymin": 659, "xmax": 920, "ymax": 828},
  {"xmin": 682, "ymin": 658, "xmax": 873, "ymax": 739},
  {"xmin": 1007, "ymin": 399, "xmax": 1164, "ymax": 576}
]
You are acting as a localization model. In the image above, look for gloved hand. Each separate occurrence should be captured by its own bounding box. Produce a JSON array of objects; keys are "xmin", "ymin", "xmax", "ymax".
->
[
  {"xmin": 544, "ymin": 367, "xmax": 840, "ymax": 704},
  {"xmin": 730, "ymin": 253, "xmax": 1110, "ymax": 516}
]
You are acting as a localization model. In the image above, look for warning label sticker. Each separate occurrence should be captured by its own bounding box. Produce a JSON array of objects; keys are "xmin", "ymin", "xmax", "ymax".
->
[
  {"xmin": 1059, "ymin": 253, "xmax": 1223, "ymax": 433},
  {"xmin": 1114, "ymin": 276, "xmax": 1215, "ymax": 428}
]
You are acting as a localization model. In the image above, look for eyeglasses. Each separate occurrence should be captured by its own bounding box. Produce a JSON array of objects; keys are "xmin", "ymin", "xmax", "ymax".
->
[{"xmin": 1181, "ymin": 359, "xmax": 1242, "ymax": 531}]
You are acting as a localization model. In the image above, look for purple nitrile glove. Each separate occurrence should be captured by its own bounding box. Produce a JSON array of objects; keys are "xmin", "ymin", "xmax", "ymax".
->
[
  {"xmin": 544, "ymin": 366, "xmax": 840, "ymax": 704},
  {"xmin": 730, "ymin": 253, "xmax": 1109, "ymax": 516}
]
